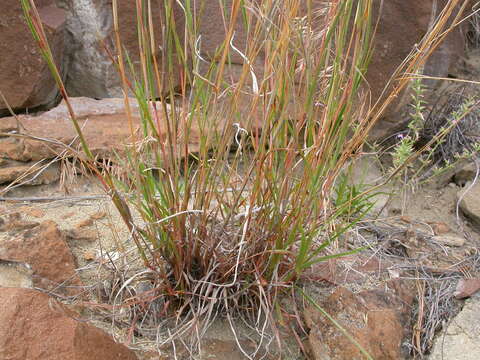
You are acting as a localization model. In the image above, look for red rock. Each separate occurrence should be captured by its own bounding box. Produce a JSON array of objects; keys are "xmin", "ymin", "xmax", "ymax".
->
[
  {"xmin": 48, "ymin": 1, "xmax": 466, "ymax": 140},
  {"xmin": 431, "ymin": 222, "xmax": 451, "ymax": 235},
  {"xmin": 304, "ymin": 281, "xmax": 413, "ymax": 360},
  {"xmin": 0, "ymin": 0, "xmax": 66, "ymax": 113},
  {"xmin": 454, "ymin": 278, "xmax": 480, "ymax": 299},
  {"xmin": 0, "ymin": 160, "xmax": 60, "ymax": 185},
  {"xmin": 304, "ymin": 254, "xmax": 393, "ymax": 286},
  {"xmin": 18, "ymin": 206, "xmax": 46, "ymax": 219},
  {"xmin": 0, "ymin": 97, "xmax": 205, "ymax": 162},
  {"xmin": 0, "ymin": 220, "xmax": 82, "ymax": 295},
  {"xmin": 0, "ymin": 212, "xmax": 39, "ymax": 232},
  {"xmin": 91, "ymin": 210, "xmax": 107, "ymax": 220},
  {"xmin": 75, "ymin": 217, "xmax": 94, "ymax": 228},
  {"xmin": 0, "ymin": 287, "xmax": 137, "ymax": 360},
  {"xmin": 368, "ymin": 0, "xmax": 466, "ymax": 139}
]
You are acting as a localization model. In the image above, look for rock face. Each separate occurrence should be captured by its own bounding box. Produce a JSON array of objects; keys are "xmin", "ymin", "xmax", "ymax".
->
[
  {"xmin": 57, "ymin": 0, "xmax": 165, "ymax": 98},
  {"xmin": 0, "ymin": 97, "xmax": 209, "ymax": 172},
  {"xmin": 0, "ymin": 97, "xmax": 141, "ymax": 161},
  {"xmin": 0, "ymin": 160, "xmax": 60, "ymax": 185},
  {"xmin": 429, "ymin": 295, "xmax": 480, "ymax": 360},
  {"xmin": 369, "ymin": 0, "xmax": 466, "ymax": 139},
  {"xmin": 0, "ymin": 0, "xmax": 66, "ymax": 114},
  {"xmin": 0, "ymin": 0, "xmax": 469, "ymax": 140},
  {"xmin": 65, "ymin": 0, "xmax": 466, "ymax": 139},
  {"xmin": 454, "ymin": 161, "xmax": 479, "ymax": 186},
  {"xmin": 0, "ymin": 219, "xmax": 82, "ymax": 295},
  {"xmin": 458, "ymin": 181, "xmax": 480, "ymax": 229},
  {"xmin": 0, "ymin": 287, "xmax": 138, "ymax": 360},
  {"xmin": 0, "ymin": 260, "xmax": 33, "ymax": 288},
  {"xmin": 305, "ymin": 282, "xmax": 413, "ymax": 360}
]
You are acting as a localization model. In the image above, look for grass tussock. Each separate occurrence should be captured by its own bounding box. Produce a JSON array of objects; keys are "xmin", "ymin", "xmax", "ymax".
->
[{"xmin": 20, "ymin": 0, "xmax": 473, "ymax": 355}]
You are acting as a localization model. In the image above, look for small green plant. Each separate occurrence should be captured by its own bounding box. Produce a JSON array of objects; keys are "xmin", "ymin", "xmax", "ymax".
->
[
  {"xmin": 334, "ymin": 173, "xmax": 375, "ymax": 220},
  {"xmin": 408, "ymin": 73, "xmax": 427, "ymax": 138},
  {"xmin": 392, "ymin": 134, "xmax": 416, "ymax": 169},
  {"xmin": 396, "ymin": 84, "xmax": 480, "ymax": 184}
]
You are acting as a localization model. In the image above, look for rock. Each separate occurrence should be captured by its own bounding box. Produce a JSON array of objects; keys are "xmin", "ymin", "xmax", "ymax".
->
[
  {"xmin": 82, "ymin": 250, "xmax": 96, "ymax": 262},
  {"xmin": 0, "ymin": 0, "xmax": 66, "ymax": 114},
  {"xmin": 454, "ymin": 162, "xmax": 479, "ymax": 186},
  {"xmin": 0, "ymin": 220, "xmax": 82, "ymax": 294},
  {"xmin": 0, "ymin": 98, "xmax": 140, "ymax": 161},
  {"xmin": 58, "ymin": 0, "xmax": 166, "ymax": 98},
  {"xmin": 346, "ymin": 154, "xmax": 391, "ymax": 216},
  {"xmin": 176, "ymin": 0, "xmax": 467, "ymax": 141},
  {"xmin": 432, "ymin": 235, "xmax": 466, "ymax": 247},
  {"xmin": 430, "ymin": 222, "xmax": 451, "ymax": 235},
  {"xmin": 200, "ymin": 339, "xmax": 259, "ymax": 360},
  {"xmin": 62, "ymin": 211, "xmax": 76, "ymax": 219},
  {"xmin": 65, "ymin": 228, "xmax": 97, "ymax": 242},
  {"xmin": 0, "ymin": 160, "xmax": 60, "ymax": 185},
  {"xmin": 17, "ymin": 206, "xmax": 46, "ymax": 218},
  {"xmin": 91, "ymin": 210, "xmax": 107, "ymax": 220},
  {"xmin": 457, "ymin": 181, "xmax": 480, "ymax": 229},
  {"xmin": 0, "ymin": 287, "xmax": 137, "ymax": 360},
  {"xmin": 21, "ymin": 0, "xmax": 464, "ymax": 142},
  {"xmin": 75, "ymin": 211, "xmax": 106, "ymax": 228},
  {"xmin": 304, "ymin": 254, "xmax": 394, "ymax": 286},
  {"xmin": 368, "ymin": 0, "xmax": 466, "ymax": 140},
  {"xmin": 429, "ymin": 295, "xmax": 480, "ymax": 360},
  {"xmin": 454, "ymin": 278, "xmax": 480, "ymax": 299},
  {"xmin": 0, "ymin": 212, "xmax": 40, "ymax": 233},
  {"xmin": 75, "ymin": 217, "xmax": 94, "ymax": 229},
  {"xmin": 0, "ymin": 259, "xmax": 33, "ymax": 288},
  {"xmin": 304, "ymin": 281, "xmax": 413, "ymax": 360},
  {"xmin": 0, "ymin": 97, "xmax": 206, "ymax": 162}
]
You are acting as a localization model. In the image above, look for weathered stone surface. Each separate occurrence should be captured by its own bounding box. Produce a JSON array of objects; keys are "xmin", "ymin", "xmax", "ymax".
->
[
  {"xmin": 369, "ymin": 0, "xmax": 466, "ymax": 139},
  {"xmin": 454, "ymin": 278, "xmax": 480, "ymax": 299},
  {"xmin": 454, "ymin": 161, "xmax": 479, "ymax": 186},
  {"xmin": 0, "ymin": 220, "xmax": 82, "ymax": 294},
  {"xmin": 0, "ymin": 160, "xmax": 60, "ymax": 185},
  {"xmin": 58, "ymin": 0, "xmax": 166, "ymax": 98},
  {"xmin": 0, "ymin": 0, "xmax": 66, "ymax": 114},
  {"xmin": 0, "ymin": 287, "xmax": 138, "ymax": 360},
  {"xmin": 432, "ymin": 235, "xmax": 466, "ymax": 247},
  {"xmin": 46, "ymin": 0, "xmax": 466, "ymax": 142},
  {"xmin": 429, "ymin": 295, "xmax": 480, "ymax": 360},
  {"xmin": 0, "ymin": 260, "xmax": 33, "ymax": 288},
  {"xmin": 304, "ymin": 254, "xmax": 394, "ymax": 286},
  {"xmin": 200, "ymin": 339, "xmax": 260, "ymax": 360},
  {"xmin": 431, "ymin": 222, "xmax": 451, "ymax": 235},
  {"xmin": 57, "ymin": 0, "xmax": 117, "ymax": 97},
  {"xmin": 0, "ymin": 98, "xmax": 141, "ymax": 161},
  {"xmin": 0, "ymin": 212, "xmax": 39, "ymax": 233},
  {"xmin": 458, "ymin": 181, "xmax": 480, "ymax": 228},
  {"xmin": 65, "ymin": 228, "xmax": 97, "ymax": 242},
  {"xmin": 0, "ymin": 97, "xmax": 206, "ymax": 162},
  {"xmin": 305, "ymin": 281, "xmax": 413, "ymax": 360}
]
